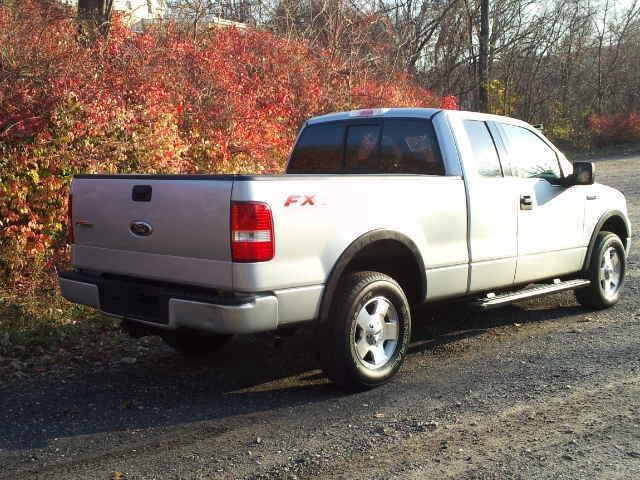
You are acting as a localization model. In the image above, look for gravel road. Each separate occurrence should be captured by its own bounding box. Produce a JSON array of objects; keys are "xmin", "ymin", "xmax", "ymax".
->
[{"xmin": 1, "ymin": 154, "xmax": 639, "ymax": 480}]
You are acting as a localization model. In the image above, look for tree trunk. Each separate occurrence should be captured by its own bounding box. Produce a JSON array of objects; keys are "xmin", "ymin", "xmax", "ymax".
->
[
  {"xmin": 78, "ymin": 0, "xmax": 113, "ymax": 35},
  {"xmin": 478, "ymin": 0, "xmax": 490, "ymax": 112}
]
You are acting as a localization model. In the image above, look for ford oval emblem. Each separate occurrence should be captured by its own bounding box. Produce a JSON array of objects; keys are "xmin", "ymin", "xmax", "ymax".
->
[{"xmin": 130, "ymin": 221, "xmax": 153, "ymax": 237}]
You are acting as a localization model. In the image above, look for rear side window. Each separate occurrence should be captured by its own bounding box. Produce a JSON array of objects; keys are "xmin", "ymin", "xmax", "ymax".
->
[
  {"xmin": 499, "ymin": 124, "xmax": 561, "ymax": 180},
  {"xmin": 463, "ymin": 120, "xmax": 502, "ymax": 177},
  {"xmin": 288, "ymin": 118, "xmax": 444, "ymax": 174},
  {"xmin": 287, "ymin": 122, "xmax": 344, "ymax": 173}
]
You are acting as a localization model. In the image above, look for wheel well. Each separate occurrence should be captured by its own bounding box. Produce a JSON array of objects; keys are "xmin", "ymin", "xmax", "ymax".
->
[
  {"xmin": 342, "ymin": 239, "xmax": 423, "ymax": 304},
  {"xmin": 583, "ymin": 211, "xmax": 629, "ymax": 272},
  {"xmin": 601, "ymin": 216, "xmax": 628, "ymax": 248},
  {"xmin": 317, "ymin": 230, "xmax": 426, "ymax": 325}
]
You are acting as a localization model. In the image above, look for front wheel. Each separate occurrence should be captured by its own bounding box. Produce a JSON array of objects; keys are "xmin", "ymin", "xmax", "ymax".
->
[
  {"xmin": 318, "ymin": 271, "xmax": 412, "ymax": 391},
  {"xmin": 575, "ymin": 231, "xmax": 626, "ymax": 309}
]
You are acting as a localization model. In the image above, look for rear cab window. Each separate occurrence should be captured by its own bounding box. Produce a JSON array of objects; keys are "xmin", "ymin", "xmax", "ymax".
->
[
  {"xmin": 345, "ymin": 124, "xmax": 381, "ymax": 172},
  {"xmin": 286, "ymin": 122, "xmax": 344, "ymax": 173},
  {"xmin": 287, "ymin": 118, "xmax": 444, "ymax": 175}
]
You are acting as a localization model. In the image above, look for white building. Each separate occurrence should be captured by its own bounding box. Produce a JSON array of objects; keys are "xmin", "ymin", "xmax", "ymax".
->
[
  {"xmin": 60, "ymin": 1, "xmax": 248, "ymax": 32},
  {"xmin": 61, "ymin": 1, "xmax": 165, "ymax": 27}
]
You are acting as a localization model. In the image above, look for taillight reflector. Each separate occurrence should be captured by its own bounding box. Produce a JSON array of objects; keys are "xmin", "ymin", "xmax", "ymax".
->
[
  {"xmin": 67, "ymin": 194, "xmax": 74, "ymax": 244},
  {"xmin": 231, "ymin": 202, "xmax": 274, "ymax": 262}
]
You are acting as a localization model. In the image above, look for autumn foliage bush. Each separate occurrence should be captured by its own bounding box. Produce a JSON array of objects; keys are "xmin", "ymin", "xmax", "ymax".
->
[
  {"xmin": 588, "ymin": 113, "xmax": 640, "ymax": 147},
  {"xmin": 0, "ymin": 0, "xmax": 445, "ymax": 293}
]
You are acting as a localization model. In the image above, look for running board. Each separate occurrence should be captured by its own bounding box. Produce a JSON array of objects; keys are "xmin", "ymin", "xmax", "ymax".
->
[{"xmin": 474, "ymin": 279, "xmax": 591, "ymax": 310}]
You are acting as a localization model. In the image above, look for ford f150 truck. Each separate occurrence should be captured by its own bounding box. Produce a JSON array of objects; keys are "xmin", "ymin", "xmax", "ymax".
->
[{"xmin": 59, "ymin": 108, "xmax": 631, "ymax": 390}]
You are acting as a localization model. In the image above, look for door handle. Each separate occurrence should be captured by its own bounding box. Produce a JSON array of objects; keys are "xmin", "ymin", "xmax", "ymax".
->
[{"xmin": 520, "ymin": 194, "xmax": 533, "ymax": 210}]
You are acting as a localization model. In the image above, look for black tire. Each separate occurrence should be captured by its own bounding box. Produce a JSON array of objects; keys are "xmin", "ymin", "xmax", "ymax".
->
[
  {"xmin": 160, "ymin": 330, "xmax": 231, "ymax": 357},
  {"xmin": 575, "ymin": 231, "xmax": 626, "ymax": 309},
  {"xmin": 318, "ymin": 271, "xmax": 412, "ymax": 391}
]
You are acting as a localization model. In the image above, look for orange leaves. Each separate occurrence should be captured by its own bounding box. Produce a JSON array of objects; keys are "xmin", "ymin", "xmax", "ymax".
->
[
  {"xmin": 588, "ymin": 113, "xmax": 640, "ymax": 146},
  {"xmin": 0, "ymin": 0, "xmax": 444, "ymax": 288}
]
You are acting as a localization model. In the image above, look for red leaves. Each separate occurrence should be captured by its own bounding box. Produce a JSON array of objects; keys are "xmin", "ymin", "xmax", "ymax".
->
[
  {"xmin": 0, "ymin": 0, "xmax": 447, "ymax": 288},
  {"xmin": 588, "ymin": 113, "xmax": 640, "ymax": 146},
  {"xmin": 440, "ymin": 96, "xmax": 460, "ymax": 111}
]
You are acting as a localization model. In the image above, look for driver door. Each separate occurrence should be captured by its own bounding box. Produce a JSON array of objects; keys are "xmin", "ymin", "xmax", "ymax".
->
[{"xmin": 494, "ymin": 123, "xmax": 586, "ymax": 284}]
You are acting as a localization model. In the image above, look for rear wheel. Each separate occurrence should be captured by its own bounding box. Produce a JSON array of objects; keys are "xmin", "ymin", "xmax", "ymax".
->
[
  {"xmin": 160, "ymin": 330, "xmax": 231, "ymax": 357},
  {"xmin": 318, "ymin": 271, "xmax": 411, "ymax": 391},
  {"xmin": 575, "ymin": 231, "xmax": 626, "ymax": 309}
]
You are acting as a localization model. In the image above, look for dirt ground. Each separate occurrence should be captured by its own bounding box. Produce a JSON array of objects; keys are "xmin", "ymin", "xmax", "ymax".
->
[{"xmin": 1, "ymin": 153, "xmax": 639, "ymax": 480}]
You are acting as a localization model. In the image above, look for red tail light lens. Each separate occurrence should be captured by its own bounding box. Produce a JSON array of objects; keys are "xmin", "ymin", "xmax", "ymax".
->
[
  {"xmin": 231, "ymin": 202, "xmax": 274, "ymax": 262},
  {"xmin": 66, "ymin": 194, "xmax": 74, "ymax": 244}
]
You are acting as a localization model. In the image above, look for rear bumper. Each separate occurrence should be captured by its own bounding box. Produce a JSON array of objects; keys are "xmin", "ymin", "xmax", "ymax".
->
[
  {"xmin": 58, "ymin": 271, "xmax": 296, "ymax": 335},
  {"xmin": 169, "ymin": 296, "xmax": 278, "ymax": 334}
]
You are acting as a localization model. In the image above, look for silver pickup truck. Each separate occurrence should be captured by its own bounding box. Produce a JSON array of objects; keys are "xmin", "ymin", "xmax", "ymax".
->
[{"xmin": 59, "ymin": 108, "xmax": 631, "ymax": 390}]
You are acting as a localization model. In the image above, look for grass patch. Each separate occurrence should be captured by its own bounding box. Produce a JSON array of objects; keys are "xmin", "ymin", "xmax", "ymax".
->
[{"xmin": 0, "ymin": 288, "xmax": 118, "ymax": 360}]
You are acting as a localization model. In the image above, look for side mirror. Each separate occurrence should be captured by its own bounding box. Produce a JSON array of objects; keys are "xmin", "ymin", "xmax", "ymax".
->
[{"xmin": 570, "ymin": 161, "xmax": 595, "ymax": 186}]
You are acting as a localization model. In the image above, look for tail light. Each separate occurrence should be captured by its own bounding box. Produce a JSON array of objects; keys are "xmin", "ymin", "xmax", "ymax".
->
[
  {"xmin": 231, "ymin": 202, "xmax": 274, "ymax": 262},
  {"xmin": 66, "ymin": 193, "xmax": 74, "ymax": 244}
]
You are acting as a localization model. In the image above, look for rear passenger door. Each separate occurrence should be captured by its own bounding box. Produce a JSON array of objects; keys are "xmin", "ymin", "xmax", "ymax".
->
[
  {"xmin": 461, "ymin": 119, "xmax": 518, "ymax": 292},
  {"xmin": 495, "ymin": 123, "xmax": 585, "ymax": 283}
]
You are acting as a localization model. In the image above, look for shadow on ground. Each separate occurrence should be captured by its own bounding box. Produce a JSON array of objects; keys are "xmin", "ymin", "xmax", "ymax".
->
[{"xmin": 0, "ymin": 294, "xmax": 587, "ymax": 451}]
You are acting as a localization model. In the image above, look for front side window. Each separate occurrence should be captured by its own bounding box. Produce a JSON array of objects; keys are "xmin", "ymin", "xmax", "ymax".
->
[
  {"xmin": 463, "ymin": 120, "xmax": 502, "ymax": 177},
  {"xmin": 499, "ymin": 124, "xmax": 561, "ymax": 180}
]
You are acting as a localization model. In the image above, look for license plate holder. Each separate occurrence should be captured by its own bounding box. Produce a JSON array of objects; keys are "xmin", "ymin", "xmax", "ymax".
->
[{"xmin": 99, "ymin": 277, "xmax": 169, "ymax": 324}]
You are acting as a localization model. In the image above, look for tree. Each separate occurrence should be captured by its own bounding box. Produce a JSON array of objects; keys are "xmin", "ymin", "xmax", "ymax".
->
[
  {"xmin": 478, "ymin": 0, "xmax": 489, "ymax": 111},
  {"xmin": 78, "ymin": 0, "xmax": 113, "ymax": 35}
]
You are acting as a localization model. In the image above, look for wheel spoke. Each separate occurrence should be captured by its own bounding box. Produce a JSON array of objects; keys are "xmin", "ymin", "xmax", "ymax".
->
[
  {"xmin": 374, "ymin": 298, "xmax": 390, "ymax": 318},
  {"xmin": 356, "ymin": 308, "xmax": 371, "ymax": 331},
  {"xmin": 383, "ymin": 321, "xmax": 399, "ymax": 341},
  {"xmin": 371, "ymin": 344, "xmax": 387, "ymax": 366},
  {"xmin": 355, "ymin": 336, "xmax": 370, "ymax": 360},
  {"xmin": 604, "ymin": 253, "xmax": 612, "ymax": 270},
  {"xmin": 612, "ymin": 253, "xmax": 620, "ymax": 270}
]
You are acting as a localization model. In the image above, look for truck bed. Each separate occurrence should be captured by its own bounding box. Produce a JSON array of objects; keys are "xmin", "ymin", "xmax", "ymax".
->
[{"xmin": 70, "ymin": 173, "xmax": 468, "ymax": 295}]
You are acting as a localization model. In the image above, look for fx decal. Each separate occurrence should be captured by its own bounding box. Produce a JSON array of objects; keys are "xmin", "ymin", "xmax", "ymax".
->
[{"xmin": 284, "ymin": 194, "xmax": 317, "ymax": 207}]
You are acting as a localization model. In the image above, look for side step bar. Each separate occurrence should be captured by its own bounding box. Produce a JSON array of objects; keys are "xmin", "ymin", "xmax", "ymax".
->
[{"xmin": 474, "ymin": 279, "xmax": 591, "ymax": 310}]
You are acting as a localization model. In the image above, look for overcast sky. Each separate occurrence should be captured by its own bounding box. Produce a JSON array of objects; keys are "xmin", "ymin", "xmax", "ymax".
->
[{"xmin": 611, "ymin": 0, "xmax": 639, "ymax": 12}]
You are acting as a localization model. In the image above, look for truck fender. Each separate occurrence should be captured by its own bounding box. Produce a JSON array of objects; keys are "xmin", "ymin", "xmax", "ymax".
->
[
  {"xmin": 317, "ymin": 229, "xmax": 426, "ymax": 325},
  {"xmin": 582, "ymin": 210, "xmax": 630, "ymax": 272}
]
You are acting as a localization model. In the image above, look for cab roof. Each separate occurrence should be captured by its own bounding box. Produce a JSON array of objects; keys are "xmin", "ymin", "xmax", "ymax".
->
[
  {"xmin": 305, "ymin": 107, "xmax": 532, "ymax": 129},
  {"xmin": 305, "ymin": 108, "xmax": 442, "ymax": 125}
]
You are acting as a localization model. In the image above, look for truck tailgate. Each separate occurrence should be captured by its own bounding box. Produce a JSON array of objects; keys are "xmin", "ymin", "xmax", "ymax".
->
[{"xmin": 71, "ymin": 176, "xmax": 234, "ymax": 289}]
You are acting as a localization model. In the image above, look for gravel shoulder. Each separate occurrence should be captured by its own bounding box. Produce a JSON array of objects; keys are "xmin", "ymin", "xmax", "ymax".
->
[{"xmin": 1, "ymin": 154, "xmax": 639, "ymax": 480}]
